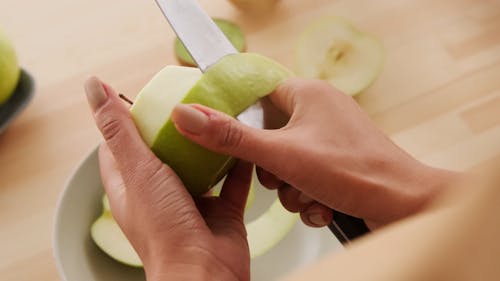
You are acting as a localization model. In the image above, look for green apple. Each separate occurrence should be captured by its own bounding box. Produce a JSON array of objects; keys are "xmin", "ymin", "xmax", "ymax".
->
[
  {"xmin": 295, "ymin": 17, "xmax": 384, "ymax": 96},
  {"xmin": 175, "ymin": 19, "xmax": 246, "ymax": 67},
  {"xmin": 130, "ymin": 53, "xmax": 292, "ymax": 196},
  {"xmin": 0, "ymin": 28, "xmax": 21, "ymax": 105},
  {"xmin": 92, "ymin": 53, "xmax": 298, "ymax": 266},
  {"xmin": 229, "ymin": 0, "xmax": 281, "ymax": 13}
]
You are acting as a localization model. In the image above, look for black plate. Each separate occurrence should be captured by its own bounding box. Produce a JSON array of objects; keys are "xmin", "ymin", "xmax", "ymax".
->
[{"xmin": 0, "ymin": 70, "xmax": 34, "ymax": 134}]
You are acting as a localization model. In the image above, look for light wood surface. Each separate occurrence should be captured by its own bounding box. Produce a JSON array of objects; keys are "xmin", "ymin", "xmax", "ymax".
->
[{"xmin": 0, "ymin": 0, "xmax": 499, "ymax": 280}]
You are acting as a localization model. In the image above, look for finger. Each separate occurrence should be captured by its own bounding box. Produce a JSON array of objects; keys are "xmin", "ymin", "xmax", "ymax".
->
[
  {"xmin": 277, "ymin": 184, "xmax": 314, "ymax": 213},
  {"xmin": 85, "ymin": 77, "xmax": 158, "ymax": 172},
  {"xmin": 261, "ymin": 96, "xmax": 289, "ymax": 130},
  {"xmin": 300, "ymin": 203, "xmax": 333, "ymax": 228},
  {"xmin": 219, "ymin": 161, "xmax": 253, "ymax": 217},
  {"xmin": 171, "ymin": 103, "xmax": 287, "ymax": 173},
  {"xmin": 98, "ymin": 144, "xmax": 125, "ymax": 218},
  {"xmin": 256, "ymin": 166, "xmax": 284, "ymax": 190}
]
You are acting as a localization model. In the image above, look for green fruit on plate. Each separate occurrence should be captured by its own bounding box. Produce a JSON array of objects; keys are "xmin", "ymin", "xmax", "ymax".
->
[
  {"xmin": 229, "ymin": 0, "xmax": 281, "ymax": 13},
  {"xmin": 130, "ymin": 53, "xmax": 292, "ymax": 195},
  {"xmin": 175, "ymin": 19, "xmax": 246, "ymax": 67},
  {"xmin": 0, "ymin": 28, "xmax": 21, "ymax": 105},
  {"xmin": 295, "ymin": 17, "xmax": 384, "ymax": 96}
]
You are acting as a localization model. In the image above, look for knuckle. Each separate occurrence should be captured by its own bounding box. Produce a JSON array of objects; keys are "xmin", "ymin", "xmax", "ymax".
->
[
  {"xmin": 299, "ymin": 80, "xmax": 332, "ymax": 98},
  {"xmin": 278, "ymin": 189, "xmax": 300, "ymax": 213},
  {"xmin": 280, "ymin": 78, "xmax": 333, "ymax": 104},
  {"xmin": 129, "ymin": 157, "xmax": 171, "ymax": 188},
  {"xmin": 98, "ymin": 115, "xmax": 123, "ymax": 143},
  {"xmin": 217, "ymin": 118, "xmax": 244, "ymax": 149}
]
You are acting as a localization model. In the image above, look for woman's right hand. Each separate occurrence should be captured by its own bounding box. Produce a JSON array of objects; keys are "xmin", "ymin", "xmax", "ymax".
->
[{"xmin": 170, "ymin": 78, "xmax": 458, "ymax": 229}]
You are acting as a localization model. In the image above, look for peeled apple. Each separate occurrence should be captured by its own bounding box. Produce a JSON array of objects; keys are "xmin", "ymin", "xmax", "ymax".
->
[
  {"xmin": 91, "ymin": 53, "xmax": 299, "ymax": 267},
  {"xmin": 130, "ymin": 53, "xmax": 292, "ymax": 196}
]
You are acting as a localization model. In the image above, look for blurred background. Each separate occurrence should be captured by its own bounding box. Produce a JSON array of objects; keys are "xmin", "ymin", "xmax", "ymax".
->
[{"xmin": 0, "ymin": 0, "xmax": 499, "ymax": 280}]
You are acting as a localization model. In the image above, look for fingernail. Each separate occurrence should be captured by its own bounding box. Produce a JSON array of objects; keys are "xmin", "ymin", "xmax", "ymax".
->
[
  {"xmin": 298, "ymin": 193, "xmax": 313, "ymax": 205},
  {"xmin": 308, "ymin": 213, "xmax": 327, "ymax": 227},
  {"xmin": 84, "ymin": 76, "xmax": 108, "ymax": 110},
  {"xmin": 171, "ymin": 104, "xmax": 209, "ymax": 135}
]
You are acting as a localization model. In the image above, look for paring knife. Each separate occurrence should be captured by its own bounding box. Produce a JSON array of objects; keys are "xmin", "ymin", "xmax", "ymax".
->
[{"xmin": 153, "ymin": 0, "xmax": 369, "ymax": 244}]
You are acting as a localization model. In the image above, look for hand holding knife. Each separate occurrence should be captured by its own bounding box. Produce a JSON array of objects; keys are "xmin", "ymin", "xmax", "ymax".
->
[{"xmin": 153, "ymin": 0, "xmax": 369, "ymax": 244}]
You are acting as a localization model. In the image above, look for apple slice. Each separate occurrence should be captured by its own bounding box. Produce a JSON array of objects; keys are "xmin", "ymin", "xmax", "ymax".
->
[
  {"xmin": 295, "ymin": 17, "xmax": 384, "ymax": 96},
  {"xmin": 92, "ymin": 192, "xmax": 297, "ymax": 266},
  {"xmin": 175, "ymin": 19, "xmax": 246, "ymax": 67},
  {"xmin": 91, "ymin": 213, "xmax": 142, "ymax": 267},
  {"xmin": 211, "ymin": 175, "xmax": 256, "ymax": 210},
  {"xmin": 130, "ymin": 53, "xmax": 292, "ymax": 195},
  {"xmin": 247, "ymin": 199, "xmax": 298, "ymax": 259},
  {"xmin": 102, "ymin": 194, "xmax": 111, "ymax": 213}
]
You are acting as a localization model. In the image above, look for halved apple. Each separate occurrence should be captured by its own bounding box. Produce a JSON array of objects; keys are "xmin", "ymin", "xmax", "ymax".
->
[
  {"xmin": 130, "ymin": 53, "xmax": 292, "ymax": 196},
  {"xmin": 295, "ymin": 17, "xmax": 384, "ymax": 96}
]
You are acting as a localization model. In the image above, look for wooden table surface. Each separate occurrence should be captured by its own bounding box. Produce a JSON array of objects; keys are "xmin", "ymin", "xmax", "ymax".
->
[{"xmin": 0, "ymin": 0, "xmax": 499, "ymax": 280}]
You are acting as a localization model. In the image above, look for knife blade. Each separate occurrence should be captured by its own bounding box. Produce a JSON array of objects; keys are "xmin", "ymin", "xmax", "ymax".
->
[
  {"xmin": 154, "ymin": 0, "xmax": 237, "ymax": 72},
  {"xmin": 153, "ymin": 0, "xmax": 369, "ymax": 244}
]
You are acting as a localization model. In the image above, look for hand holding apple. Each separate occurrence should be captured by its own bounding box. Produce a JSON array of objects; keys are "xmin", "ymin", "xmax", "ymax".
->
[
  {"xmin": 171, "ymin": 78, "xmax": 459, "ymax": 229},
  {"xmin": 84, "ymin": 77, "xmax": 252, "ymax": 281}
]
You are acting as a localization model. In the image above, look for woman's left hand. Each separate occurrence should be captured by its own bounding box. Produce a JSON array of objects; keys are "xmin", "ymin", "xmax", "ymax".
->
[{"xmin": 85, "ymin": 77, "xmax": 252, "ymax": 281}]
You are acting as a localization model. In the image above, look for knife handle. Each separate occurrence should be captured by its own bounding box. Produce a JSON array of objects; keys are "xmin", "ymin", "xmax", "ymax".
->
[{"xmin": 328, "ymin": 210, "xmax": 370, "ymax": 244}]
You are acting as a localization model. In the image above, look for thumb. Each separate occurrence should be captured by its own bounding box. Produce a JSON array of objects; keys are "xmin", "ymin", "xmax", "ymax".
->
[
  {"xmin": 84, "ymin": 77, "xmax": 196, "ymax": 211},
  {"xmin": 171, "ymin": 103, "xmax": 285, "ymax": 172}
]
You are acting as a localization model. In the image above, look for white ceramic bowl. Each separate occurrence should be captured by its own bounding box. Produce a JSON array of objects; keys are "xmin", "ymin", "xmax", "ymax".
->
[{"xmin": 53, "ymin": 148, "xmax": 342, "ymax": 281}]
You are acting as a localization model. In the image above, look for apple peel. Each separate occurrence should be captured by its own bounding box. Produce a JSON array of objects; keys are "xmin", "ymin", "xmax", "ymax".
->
[{"xmin": 131, "ymin": 53, "xmax": 292, "ymax": 196}]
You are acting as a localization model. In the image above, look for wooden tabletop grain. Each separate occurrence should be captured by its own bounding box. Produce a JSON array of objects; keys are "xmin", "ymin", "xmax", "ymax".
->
[{"xmin": 0, "ymin": 0, "xmax": 499, "ymax": 280}]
